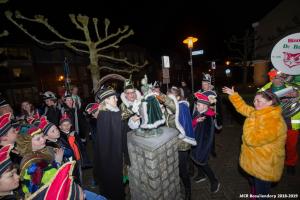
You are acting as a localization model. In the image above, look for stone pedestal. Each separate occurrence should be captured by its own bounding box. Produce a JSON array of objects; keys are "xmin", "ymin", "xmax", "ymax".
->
[{"xmin": 127, "ymin": 127, "xmax": 181, "ymax": 200}]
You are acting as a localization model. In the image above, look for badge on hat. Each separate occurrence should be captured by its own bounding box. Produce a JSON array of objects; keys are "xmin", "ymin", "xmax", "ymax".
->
[
  {"xmin": 124, "ymin": 75, "xmax": 135, "ymax": 90},
  {"xmin": 27, "ymin": 126, "xmax": 43, "ymax": 137},
  {"xmin": 153, "ymin": 81, "xmax": 160, "ymax": 88},
  {"xmin": 202, "ymin": 73, "xmax": 211, "ymax": 83}
]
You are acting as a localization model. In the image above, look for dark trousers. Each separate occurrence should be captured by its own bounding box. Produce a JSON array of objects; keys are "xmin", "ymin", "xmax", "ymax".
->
[
  {"xmin": 179, "ymin": 151, "xmax": 191, "ymax": 192},
  {"xmin": 250, "ymin": 177, "xmax": 272, "ymax": 199},
  {"xmin": 197, "ymin": 163, "xmax": 217, "ymax": 184}
]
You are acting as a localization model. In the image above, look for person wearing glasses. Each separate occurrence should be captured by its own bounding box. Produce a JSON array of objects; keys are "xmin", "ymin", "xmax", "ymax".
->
[{"xmin": 222, "ymin": 86, "xmax": 287, "ymax": 197}]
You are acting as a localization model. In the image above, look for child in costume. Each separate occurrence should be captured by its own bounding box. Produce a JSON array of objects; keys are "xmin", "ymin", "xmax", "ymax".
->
[
  {"xmin": 58, "ymin": 113, "xmax": 82, "ymax": 184},
  {"xmin": 0, "ymin": 145, "xmax": 20, "ymax": 200},
  {"xmin": 0, "ymin": 113, "xmax": 21, "ymax": 166},
  {"xmin": 169, "ymin": 86, "xmax": 196, "ymax": 200},
  {"xmin": 191, "ymin": 92, "xmax": 220, "ymax": 193},
  {"xmin": 16, "ymin": 126, "xmax": 63, "ymax": 196}
]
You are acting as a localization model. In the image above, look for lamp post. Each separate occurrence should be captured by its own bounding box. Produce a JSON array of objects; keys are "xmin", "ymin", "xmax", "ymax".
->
[{"xmin": 183, "ymin": 36, "xmax": 198, "ymax": 93}]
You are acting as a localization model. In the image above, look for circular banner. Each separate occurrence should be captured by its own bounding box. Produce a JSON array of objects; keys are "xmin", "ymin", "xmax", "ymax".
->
[{"xmin": 271, "ymin": 32, "xmax": 300, "ymax": 75}]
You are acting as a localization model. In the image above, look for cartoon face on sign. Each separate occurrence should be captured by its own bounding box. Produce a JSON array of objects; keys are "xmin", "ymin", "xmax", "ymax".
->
[
  {"xmin": 271, "ymin": 33, "xmax": 300, "ymax": 75},
  {"xmin": 283, "ymin": 52, "xmax": 300, "ymax": 68}
]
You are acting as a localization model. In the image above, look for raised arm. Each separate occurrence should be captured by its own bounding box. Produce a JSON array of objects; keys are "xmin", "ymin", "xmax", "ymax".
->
[{"xmin": 222, "ymin": 86, "xmax": 254, "ymax": 117}]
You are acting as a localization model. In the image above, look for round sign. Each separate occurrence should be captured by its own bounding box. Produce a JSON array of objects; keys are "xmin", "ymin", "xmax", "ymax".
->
[{"xmin": 271, "ymin": 32, "xmax": 300, "ymax": 75}]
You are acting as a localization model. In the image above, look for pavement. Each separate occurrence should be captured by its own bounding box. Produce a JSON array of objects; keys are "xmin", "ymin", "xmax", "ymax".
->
[{"xmin": 82, "ymin": 116, "xmax": 300, "ymax": 199}]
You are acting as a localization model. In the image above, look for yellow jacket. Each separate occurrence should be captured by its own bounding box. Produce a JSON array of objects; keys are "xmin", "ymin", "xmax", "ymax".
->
[{"xmin": 229, "ymin": 93, "xmax": 287, "ymax": 182}]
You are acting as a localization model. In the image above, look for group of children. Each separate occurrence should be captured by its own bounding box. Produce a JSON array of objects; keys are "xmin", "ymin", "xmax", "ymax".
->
[{"xmin": 0, "ymin": 94, "xmax": 106, "ymax": 199}]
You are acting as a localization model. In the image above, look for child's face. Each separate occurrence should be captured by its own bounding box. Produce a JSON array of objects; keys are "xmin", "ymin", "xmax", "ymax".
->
[
  {"xmin": 46, "ymin": 125, "xmax": 60, "ymax": 140},
  {"xmin": 196, "ymin": 102, "xmax": 208, "ymax": 113},
  {"xmin": 31, "ymin": 134, "xmax": 46, "ymax": 151},
  {"xmin": 59, "ymin": 121, "xmax": 72, "ymax": 132},
  {"xmin": 0, "ymin": 168, "xmax": 20, "ymax": 193},
  {"xmin": 0, "ymin": 127, "xmax": 18, "ymax": 145}
]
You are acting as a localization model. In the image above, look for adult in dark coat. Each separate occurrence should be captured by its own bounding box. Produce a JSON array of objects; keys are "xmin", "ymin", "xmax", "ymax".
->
[
  {"xmin": 95, "ymin": 87, "xmax": 129, "ymax": 200},
  {"xmin": 60, "ymin": 93, "xmax": 92, "ymax": 169},
  {"xmin": 42, "ymin": 91, "xmax": 61, "ymax": 127}
]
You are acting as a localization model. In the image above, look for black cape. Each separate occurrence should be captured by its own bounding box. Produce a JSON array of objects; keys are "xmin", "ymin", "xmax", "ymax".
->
[{"xmin": 95, "ymin": 110, "xmax": 129, "ymax": 200}]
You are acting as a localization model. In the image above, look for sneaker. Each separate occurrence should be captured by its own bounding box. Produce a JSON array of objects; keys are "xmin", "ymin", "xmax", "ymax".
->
[
  {"xmin": 193, "ymin": 175, "xmax": 207, "ymax": 183},
  {"xmin": 210, "ymin": 181, "xmax": 220, "ymax": 193}
]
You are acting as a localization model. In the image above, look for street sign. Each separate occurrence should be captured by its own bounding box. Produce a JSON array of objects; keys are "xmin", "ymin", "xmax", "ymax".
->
[
  {"xmin": 192, "ymin": 50, "xmax": 204, "ymax": 56},
  {"xmin": 161, "ymin": 56, "xmax": 170, "ymax": 68}
]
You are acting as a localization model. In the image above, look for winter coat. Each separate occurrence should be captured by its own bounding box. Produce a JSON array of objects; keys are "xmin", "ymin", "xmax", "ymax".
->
[{"xmin": 229, "ymin": 93, "xmax": 287, "ymax": 182}]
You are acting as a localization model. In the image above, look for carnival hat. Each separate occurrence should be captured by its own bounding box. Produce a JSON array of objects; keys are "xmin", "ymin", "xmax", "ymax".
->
[
  {"xmin": 95, "ymin": 87, "xmax": 116, "ymax": 103},
  {"xmin": 27, "ymin": 161, "xmax": 81, "ymax": 200},
  {"xmin": 0, "ymin": 113, "xmax": 12, "ymax": 137},
  {"xmin": 38, "ymin": 116, "xmax": 55, "ymax": 135},
  {"xmin": 194, "ymin": 92, "xmax": 210, "ymax": 105},
  {"xmin": 0, "ymin": 145, "xmax": 13, "ymax": 175},
  {"xmin": 85, "ymin": 103, "xmax": 100, "ymax": 115},
  {"xmin": 153, "ymin": 81, "xmax": 160, "ymax": 88},
  {"xmin": 124, "ymin": 75, "xmax": 135, "ymax": 90},
  {"xmin": 60, "ymin": 112, "xmax": 72, "ymax": 125},
  {"xmin": 202, "ymin": 73, "xmax": 211, "ymax": 83},
  {"xmin": 41, "ymin": 91, "xmax": 57, "ymax": 100}
]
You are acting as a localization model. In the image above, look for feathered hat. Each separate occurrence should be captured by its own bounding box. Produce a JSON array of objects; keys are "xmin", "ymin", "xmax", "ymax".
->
[{"xmin": 27, "ymin": 161, "xmax": 81, "ymax": 200}]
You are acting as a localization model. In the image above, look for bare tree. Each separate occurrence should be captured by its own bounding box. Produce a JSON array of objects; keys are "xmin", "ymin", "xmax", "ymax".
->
[
  {"xmin": 225, "ymin": 29, "xmax": 254, "ymax": 85},
  {"xmin": 5, "ymin": 11, "xmax": 148, "ymax": 90}
]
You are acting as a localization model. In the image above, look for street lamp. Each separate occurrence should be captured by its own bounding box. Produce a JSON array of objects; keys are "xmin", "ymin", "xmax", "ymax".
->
[{"xmin": 183, "ymin": 36, "xmax": 198, "ymax": 93}]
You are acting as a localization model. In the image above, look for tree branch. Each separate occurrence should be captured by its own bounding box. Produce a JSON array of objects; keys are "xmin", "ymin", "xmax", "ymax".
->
[
  {"xmin": 95, "ymin": 25, "xmax": 133, "ymax": 47},
  {"xmin": 69, "ymin": 14, "xmax": 84, "ymax": 31},
  {"xmin": 93, "ymin": 17, "xmax": 101, "ymax": 41},
  {"xmin": 104, "ymin": 18, "xmax": 110, "ymax": 37},
  {"xmin": 97, "ymin": 29, "xmax": 134, "ymax": 52},
  {"xmin": 98, "ymin": 54, "xmax": 148, "ymax": 68},
  {"xmin": 7, "ymin": 11, "xmax": 85, "ymax": 45},
  {"xmin": 99, "ymin": 66, "xmax": 140, "ymax": 73},
  {"xmin": 65, "ymin": 42, "xmax": 89, "ymax": 54}
]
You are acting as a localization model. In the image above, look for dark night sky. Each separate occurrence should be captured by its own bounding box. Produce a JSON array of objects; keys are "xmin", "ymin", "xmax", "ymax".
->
[{"xmin": 2, "ymin": 0, "xmax": 283, "ymax": 60}]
